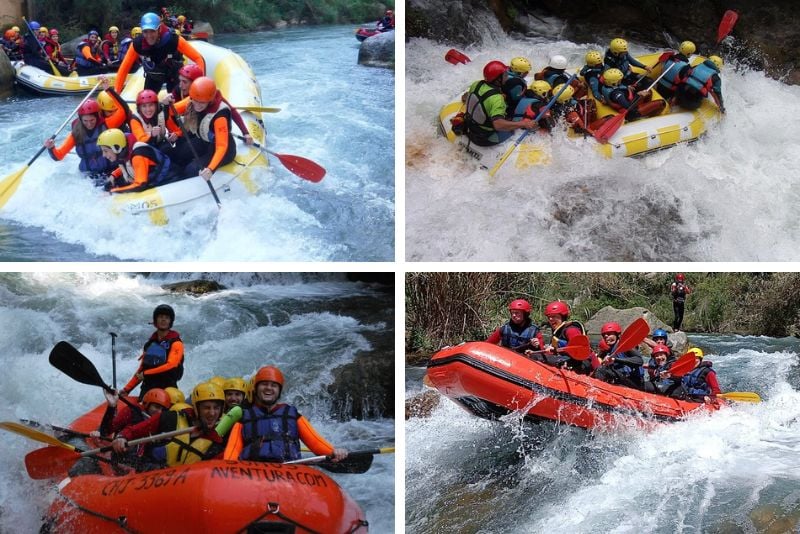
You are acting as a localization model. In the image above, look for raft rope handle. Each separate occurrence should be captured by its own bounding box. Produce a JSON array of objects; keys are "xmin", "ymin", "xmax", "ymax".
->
[
  {"xmin": 54, "ymin": 491, "xmax": 139, "ymax": 534},
  {"xmin": 239, "ymin": 501, "xmax": 324, "ymax": 534}
]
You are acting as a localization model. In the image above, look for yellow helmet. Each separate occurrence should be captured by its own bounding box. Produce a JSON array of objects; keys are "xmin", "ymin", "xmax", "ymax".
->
[
  {"xmin": 603, "ymin": 68, "xmax": 624, "ymax": 86},
  {"xmin": 96, "ymin": 128, "xmax": 127, "ymax": 154},
  {"xmin": 109, "ymin": 25, "xmax": 119, "ymax": 33},
  {"xmin": 11, "ymin": 26, "xmax": 20, "ymax": 33},
  {"xmin": 610, "ymin": 38, "xmax": 628, "ymax": 54},
  {"xmin": 208, "ymin": 376, "xmax": 227, "ymax": 388},
  {"xmin": 688, "ymin": 347, "xmax": 704, "ymax": 359},
  {"xmin": 96, "ymin": 91, "xmax": 117, "ymax": 112},
  {"xmin": 131, "ymin": 26, "xmax": 142, "ymax": 38},
  {"xmin": 553, "ymin": 83, "xmax": 575, "ymax": 103},
  {"xmin": 39, "ymin": 26, "xmax": 48, "ymax": 34},
  {"xmin": 170, "ymin": 401, "xmax": 192, "ymax": 413},
  {"xmin": 529, "ymin": 80, "xmax": 551, "ymax": 99},
  {"xmin": 509, "ymin": 56, "xmax": 531, "ymax": 75},
  {"xmin": 223, "ymin": 377, "xmax": 248, "ymax": 394},
  {"xmin": 679, "ymin": 40, "xmax": 696, "ymax": 56},
  {"xmin": 709, "ymin": 55, "xmax": 723, "ymax": 70},
  {"xmin": 177, "ymin": 15, "xmax": 186, "ymax": 23},
  {"xmin": 164, "ymin": 386, "xmax": 186, "ymax": 405},
  {"xmin": 585, "ymin": 50, "xmax": 603, "ymax": 67},
  {"xmin": 191, "ymin": 382, "xmax": 225, "ymax": 404}
]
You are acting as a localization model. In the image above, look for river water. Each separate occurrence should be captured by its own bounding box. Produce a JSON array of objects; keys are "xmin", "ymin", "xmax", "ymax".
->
[
  {"xmin": 0, "ymin": 25, "xmax": 394, "ymax": 261},
  {"xmin": 406, "ymin": 334, "xmax": 800, "ymax": 533},
  {"xmin": 0, "ymin": 273, "xmax": 395, "ymax": 532},
  {"xmin": 405, "ymin": 19, "xmax": 800, "ymax": 261}
]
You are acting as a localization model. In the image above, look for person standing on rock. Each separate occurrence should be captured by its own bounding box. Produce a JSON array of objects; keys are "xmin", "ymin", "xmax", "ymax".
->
[
  {"xmin": 670, "ymin": 274, "xmax": 692, "ymax": 332},
  {"xmin": 485, "ymin": 298, "xmax": 543, "ymax": 353}
]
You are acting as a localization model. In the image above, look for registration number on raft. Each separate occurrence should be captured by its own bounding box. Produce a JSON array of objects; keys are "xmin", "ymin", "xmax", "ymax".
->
[
  {"xmin": 100, "ymin": 467, "xmax": 190, "ymax": 496},
  {"xmin": 121, "ymin": 198, "xmax": 163, "ymax": 213}
]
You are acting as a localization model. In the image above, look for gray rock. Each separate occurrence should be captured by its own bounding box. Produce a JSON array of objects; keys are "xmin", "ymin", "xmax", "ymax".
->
[
  {"xmin": 162, "ymin": 280, "xmax": 225, "ymax": 294},
  {"xmin": 0, "ymin": 51, "xmax": 14, "ymax": 98},
  {"xmin": 358, "ymin": 30, "xmax": 394, "ymax": 69}
]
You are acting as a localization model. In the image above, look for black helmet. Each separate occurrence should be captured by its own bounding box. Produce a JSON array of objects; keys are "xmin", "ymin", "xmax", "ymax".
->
[{"xmin": 152, "ymin": 304, "xmax": 175, "ymax": 327}]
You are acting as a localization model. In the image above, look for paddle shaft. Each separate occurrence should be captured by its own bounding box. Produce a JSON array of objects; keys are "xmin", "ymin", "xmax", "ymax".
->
[
  {"xmin": 82, "ymin": 426, "xmax": 198, "ymax": 457},
  {"xmin": 168, "ymin": 103, "xmax": 222, "ymax": 208},
  {"xmin": 283, "ymin": 447, "xmax": 394, "ymax": 465},
  {"xmin": 19, "ymin": 419, "xmax": 111, "ymax": 442},
  {"xmin": 488, "ymin": 72, "xmax": 578, "ymax": 177},
  {"xmin": 109, "ymin": 332, "xmax": 118, "ymax": 390}
]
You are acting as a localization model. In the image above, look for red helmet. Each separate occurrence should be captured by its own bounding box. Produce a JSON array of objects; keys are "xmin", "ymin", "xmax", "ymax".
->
[
  {"xmin": 675, "ymin": 273, "xmax": 685, "ymax": 282},
  {"xmin": 253, "ymin": 366, "xmax": 284, "ymax": 389},
  {"xmin": 508, "ymin": 299, "xmax": 532, "ymax": 313},
  {"xmin": 600, "ymin": 322, "xmax": 622, "ymax": 335},
  {"xmin": 544, "ymin": 301, "xmax": 570, "ymax": 318},
  {"xmin": 189, "ymin": 76, "xmax": 217, "ymax": 103},
  {"xmin": 136, "ymin": 89, "xmax": 159, "ymax": 105},
  {"xmin": 49, "ymin": 28, "xmax": 59, "ymax": 36},
  {"xmin": 651, "ymin": 343, "xmax": 671, "ymax": 356},
  {"xmin": 178, "ymin": 63, "xmax": 204, "ymax": 81},
  {"xmin": 78, "ymin": 100, "xmax": 100, "ymax": 116},
  {"xmin": 483, "ymin": 60, "xmax": 507, "ymax": 83},
  {"xmin": 142, "ymin": 388, "xmax": 172, "ymax": 410}
]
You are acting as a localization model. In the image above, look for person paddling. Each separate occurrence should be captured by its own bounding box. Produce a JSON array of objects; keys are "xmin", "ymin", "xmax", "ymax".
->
[
  {"xmin": 543, "ymin": 300, "xmax": 590, "ymax": 374},
  {"xmin": 593, "ymin": 321, "xmax": 646, "ymax": 390},
  {"xmin": 485, "ymin": 299, "xmax": 543, "ymax": 353}
]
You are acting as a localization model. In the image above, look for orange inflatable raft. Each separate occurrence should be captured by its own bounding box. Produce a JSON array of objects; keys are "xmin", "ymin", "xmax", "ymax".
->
[
  {"xmin": 39, "ymin": 403, "xmax": 368, "ymax": 533},
  {"xmin": 426, "ymin": 342, "xmax": 721, "ymax": 430}
]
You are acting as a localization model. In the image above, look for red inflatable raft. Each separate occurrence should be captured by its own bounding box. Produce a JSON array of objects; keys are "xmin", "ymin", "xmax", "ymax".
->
[
  {"xmin": 39, "ymin": 404, "xmax": 368, "ymax": 533},
  {"xmin": 426, "ymin": 342, "xmax": 722, "ymax": 430}
]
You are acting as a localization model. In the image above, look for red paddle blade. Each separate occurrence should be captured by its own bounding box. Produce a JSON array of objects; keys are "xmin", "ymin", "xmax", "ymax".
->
[
  {"xmin": 615, "ymin": 318, "xmax": 650, "ymax": 354},
  {"xmin": 593, "ymin": 112, "xmax": 627, "ymax": 144},
  {"xmin": 668, "ymin": 352, "xmax": 699, "ymax": 377},
  {"xmin": 558, "ymin": 335, "xmax": 591, "ymax": 360},
  {"xmin": 444, "ymin": 48, "xmax": 470, "ymax": 65},
  {"xmin": 25, "ymin": 446, "xmax": 80, "ymax": 480},
  {"xmin": 717, "ymin": 10, "xmax": 739, "ymax": 43},
  {"xmin": 274, "ymin": 153, "xmax": 326, "ymax": 183}
]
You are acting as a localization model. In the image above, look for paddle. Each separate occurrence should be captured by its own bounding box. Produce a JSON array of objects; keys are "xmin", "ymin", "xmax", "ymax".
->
[
  {"xmin": 23, "ymin": 427, "xmax": 196, "ymax": 480},
  {"xmin": 168, "ymin": 103, "xmax": 222, "ymax": 208},
  {"xmin": 593, "ymin": 63, "xmax": 676, "ymax": 144},
  {"xmin": 23, "ymin": 17, "xmax": 61, "ymax": 77},
  {"xmin": 445, "ymin": 48, "xmax": 471, "ymax": 65},
  {"xmin": 0, "ymin": 81, "xmax": 102, "ymax": 210},
  {"xmin": 718, "ymin": 391, "xmax": 761, "ymax": 403},
  {"xmin": 123, "ymin": 101, "xmax": 281, "ymax": 114},
  {"xmin": 233, "ymin": 134, "xmax": 326, "ymax": 183},
  {"xmin": 283, "ymin": 447, "xmax": 395, "ymax": 474},
  {"xmin": 524, "ymin": 334, "xmax": 592, "ymax": 361},
  {"xmin": 610, "ymin": 318, "xmax": 650, "ymax": 356},
  {"xmin": 663, "ymin": 352, "xmax": 699, "ymax": 377},
  {"xmin": 717, "ymin": 10, "xmax": 739, "ymax": 44},
  {"xmin": 48, "ymin": 341, "xmax": 149, "ymax": 418},
  {"xmin": 18, "ymin": 419, "xmax": 110, "ymax": 442},
  {"xmin": 109, "ymin": 331, "xmax": 118, "ymax": 390},
  {"xmin": 488, "ymin": 72, "xmax": 578, "ymax": 177}
]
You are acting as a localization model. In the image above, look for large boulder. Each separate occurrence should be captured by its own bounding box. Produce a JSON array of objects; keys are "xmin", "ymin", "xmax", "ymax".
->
[
  {"xmin": 358, "ymin": 30, "xmax": 394, "ymax": 69},
  {"xmin": 162, "ymin": 280, "xmax": 225, "ymax": 294},
  {"xmin": 0, "ymin": 51, "xmax": 14, "ymax": 98},
  {"xmin": 586, "ymin": 306, "xmax": 688, "ymax": 355}
]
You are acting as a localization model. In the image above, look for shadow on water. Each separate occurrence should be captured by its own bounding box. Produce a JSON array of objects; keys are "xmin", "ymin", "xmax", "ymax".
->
[{"xmin": 0, "ymin": 221, "xmax": 119, "ymax": 261}]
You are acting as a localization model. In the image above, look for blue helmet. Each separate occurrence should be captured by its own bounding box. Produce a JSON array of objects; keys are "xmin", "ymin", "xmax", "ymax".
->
[
  {"xmin": 29, "ymin": 21, "xmax": 41, "ymax": 31},
  {"xmin": 140, "ymin": 12, "xmax": 161, "ymax": 31},
  {"xmin": 652, "ymin": 328, "xmax": 668, "ymax": 340}
]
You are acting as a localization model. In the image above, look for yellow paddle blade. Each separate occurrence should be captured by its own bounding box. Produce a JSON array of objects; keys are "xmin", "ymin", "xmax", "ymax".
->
[
  {"xmin": 237, "ymin": 105, "xmax": 281, "ymax": 113},
  {"xmin": 719, "ymin": 392, "xmax": 762, "ymax": 403},
  {"xmin": 0, "ymin": 421, "xmax": 77, "ymax": 450},
  {"xmin": 0, "ymin": 165, "xmax": 28, "ymax": 209}
]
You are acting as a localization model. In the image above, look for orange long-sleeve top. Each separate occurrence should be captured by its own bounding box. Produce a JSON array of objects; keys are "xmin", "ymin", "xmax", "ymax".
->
[
  {"xmin": 222, "ymin": 414, "xmax": 335, "ymax": 461},
  {"xmin": 80, "ymin": 43, "xmax": 101, "ymax": 63},
  {"xmin": 108, "ymin": 150, "xmax": 155, "ymax": 193},
  {"xmin": 114, "ymin": 35, "xmax": 205, "ymax": 93},
  {"xmin": 49, "ymin": 105, "xmax": 128, "ymax": 161},
  {"xmin": 121, "ymin": 336, "xmax": 184, "ymax": 393},
  {"xmin": 172, "ymin": 96, "xmax": 231, "ymax": 172},
  {"xmin": 130, "ymin": 112, "xmax": 181, "ymax": 144}
]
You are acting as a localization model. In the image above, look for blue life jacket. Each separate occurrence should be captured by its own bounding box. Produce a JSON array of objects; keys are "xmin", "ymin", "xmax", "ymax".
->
[
  {"xmin": 499, "ymin": 321, "xmax": 539, "ymax": 349},
  {"xmin": 240, "ymin": 404, "xmax": 301, "ymax": 462},
  {"xmin": 118, "ymin": 37, "xmax": 133, "ymax": 62},
  {"xmin": 686, "ymin": 62, "xmax": 717, "ymax": 95},
  {"xmin": 74, "ymin": 122, "xmax": 114, "ymax": 173},
  {"xmin": 658, "ymin": 57, "xmax": 689, "ymax": 92},
  {"xmin": 539, "ymin": 67, "xmax": 568, "ymax": 88},
  {"xmin": 512, "ymin": 95, "xmax": 545, "ymax": 121},
  {"xmin": 682, "ymin": 362, "xmax": 714, "ymax": 397},
  {"xmin": 502, "ymin": 74, "xmax": 527, "ymax": 109},
  {"xmin": 75, "ymin": 40, "xmax": 99, "ymax": 68},
  {"xmin": 580, "ymin": 65, "xmax": 604, "ymax": 100}
]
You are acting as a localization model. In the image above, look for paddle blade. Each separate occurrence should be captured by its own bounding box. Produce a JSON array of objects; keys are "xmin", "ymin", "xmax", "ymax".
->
[
  {"xmin": 615, "ymin": 318, "xmax": 650, "ymax": 354},
  {"xmin": 319, "ymin": 452, "xmax": 374, "ymax": 474},
  {"xmin": 719, "ymin": 392, "xmax": 761, "ymax": 403},
  {"xmin": 25, "ymin": 446, "xmax": 80, "ymax": 480},
  {"xmin": 273, "ymin": 152, "xmax": 326, "ymax": 182},
  {"xmin": 444, "ymin": 49, "xmax": 470, "ymax": 65},
  {"xmin": 0, "ymin": 421, "xmax": 76, "ymax": 450},
  {"xmin": 593, "ymin": 112, "xmax": 627, "ymax": 144},
  {"xmin": 667, "ymin": 352, "xmax": 699, "ymax": 377},
  {"xmin": 717, "ymin": 10, "xmax": 739, "ymax": 43},
  {"xmin": 49, "ymin": 341, "xmax": 108, "ymax": 389},
  {"xmin": 0, "ymin": 165, "xmax": 28, "ymax": 210},
  {"xmin": 562, "ymin": 335, "xmax": 592, "ymax": 360}
]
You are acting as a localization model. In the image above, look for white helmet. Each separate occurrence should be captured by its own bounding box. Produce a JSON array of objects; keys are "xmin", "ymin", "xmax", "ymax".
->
[{"xmin": 549, "ymin": 54, "xmax": 568, "ymax": 70}]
